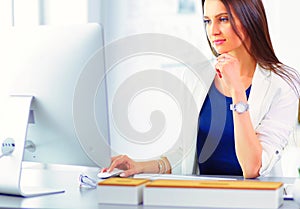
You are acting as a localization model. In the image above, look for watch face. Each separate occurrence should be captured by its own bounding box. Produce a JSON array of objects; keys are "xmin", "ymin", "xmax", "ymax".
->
[
  {"xmin": 235, "ymin": 102, "xmax": 248, "ymax": 113},
  {"xmin": 236, "ymin": 103, "xmax": 246, "ymax": 113},
  {"xmin": 230, "ymin": 102, "xmax": 249, "ymax": 113}
]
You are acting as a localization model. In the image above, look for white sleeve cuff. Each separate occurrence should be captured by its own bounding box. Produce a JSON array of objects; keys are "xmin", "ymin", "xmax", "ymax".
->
[{"xmin": 259, "ymin": 149, "xmax": 282, "ymax": 176}]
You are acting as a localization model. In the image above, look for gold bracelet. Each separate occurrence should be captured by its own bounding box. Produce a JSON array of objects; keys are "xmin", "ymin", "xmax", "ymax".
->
[
  {"xmin": 161, "ymin": 158, "xmax": 168, "ymax": 174},
  {"xmin": 157, "ymin": 159, "xmax": 164, "ymax": 174}
]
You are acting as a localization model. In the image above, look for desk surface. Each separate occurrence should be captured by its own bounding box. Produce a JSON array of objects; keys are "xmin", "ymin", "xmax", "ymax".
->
[{"xmin": 0, "ymin": 163, "xmax": 299, "ymax": 209}]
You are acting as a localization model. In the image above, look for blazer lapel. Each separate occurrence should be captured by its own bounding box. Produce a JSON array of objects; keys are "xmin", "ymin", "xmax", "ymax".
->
[{"xmin": 248, "ymin": 65, "xmax": 272, "ymax": 128}]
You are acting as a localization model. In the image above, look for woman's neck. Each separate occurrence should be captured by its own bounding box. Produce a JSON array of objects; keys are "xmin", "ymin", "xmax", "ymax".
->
[{"xmin": 228, "ymin": 49, "xmax": 256, "ymax": 78}]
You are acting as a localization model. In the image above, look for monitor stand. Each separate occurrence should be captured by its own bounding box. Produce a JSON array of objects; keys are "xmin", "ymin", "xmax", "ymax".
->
[{"xmin": 0, "ymin": 95, "xmax": 64, "ymax": 197}]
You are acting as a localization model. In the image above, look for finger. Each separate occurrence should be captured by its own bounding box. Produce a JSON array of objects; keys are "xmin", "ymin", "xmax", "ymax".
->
[
  {"xmin": 215, "ymin": 62, "xmax": 221, "ymax": 70},
  {"xmin": 215, "ymin": 61, "xmax": 223, "ymax": 74},
  {"xmin": 111, "ymin": 154, "xmax": 124, "ymax": 162},
  {"xmin": 217, "ymin": 58, "xmax": 224, "ymax": 63},
  {"xmin": 217, "ymin": 54, "xmax": 226, "ymax": 62},
  {"xmin": 108, "ymin": 155, "xmax": 128, "ymax": 172},
  {"xmin": 218, "ymin": 53, "xmax": 236, "ymax": 63},
  {"xmin": 216, "ymin": 69, "xmax": 222, "ymax": 79},
  {"xmin": 100, "ymin": 167, "xmax": 109, "ymax": 173},
  {"xmin": 218, "ymin": 58, "xmax": 227, "ymax": 64},
  {"xmin": 119, "ymin": 168, "xmax": 139, "ymax": 178}
]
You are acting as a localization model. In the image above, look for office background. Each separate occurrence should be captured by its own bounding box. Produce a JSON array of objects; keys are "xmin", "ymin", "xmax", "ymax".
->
[{"xmin": 0, "ymin": 0, "xmax": 299, "ymax": 176}]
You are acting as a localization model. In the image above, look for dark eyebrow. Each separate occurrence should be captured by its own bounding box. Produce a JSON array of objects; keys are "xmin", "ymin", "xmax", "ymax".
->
[{"xmin": 203, "ymin": 12, "xmax": 228, "ymax": 19}]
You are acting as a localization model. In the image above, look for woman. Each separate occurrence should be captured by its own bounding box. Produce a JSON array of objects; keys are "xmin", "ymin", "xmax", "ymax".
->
[{"xmin": 102, "ymin": 0, "xmax": 299, "ymax": 178}]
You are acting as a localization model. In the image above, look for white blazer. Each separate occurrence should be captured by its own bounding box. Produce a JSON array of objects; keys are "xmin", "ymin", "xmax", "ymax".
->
[{"xmin": 165, "ymin": 64, "xmax": 298, "ymax": 177}]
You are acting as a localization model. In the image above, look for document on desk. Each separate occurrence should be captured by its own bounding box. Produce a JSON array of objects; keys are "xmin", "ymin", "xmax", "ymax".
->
[{"xmin": 143, "ymin": 179, "xmax": 284, "ymax": 209}]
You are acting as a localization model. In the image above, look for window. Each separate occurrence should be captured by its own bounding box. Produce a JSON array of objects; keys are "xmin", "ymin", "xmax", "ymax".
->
[
  {"xmin": 0, "ymin": 0, "xmax": 96, "ymax": 28},
  {"xmin": 0, "ymin": 0, "xmax": 14, "ymax": 27}
]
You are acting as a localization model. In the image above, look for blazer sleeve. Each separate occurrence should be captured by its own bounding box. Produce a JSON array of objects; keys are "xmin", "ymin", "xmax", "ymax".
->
[{"xmin": 257, "ymin": 75, "xmax": 298, "ymax": 176}]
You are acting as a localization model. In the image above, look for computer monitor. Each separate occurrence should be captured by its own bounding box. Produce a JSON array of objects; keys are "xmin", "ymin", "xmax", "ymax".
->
[{"xmin": 0, "ymin": 23, "xmax": 111, "ymax": 168}]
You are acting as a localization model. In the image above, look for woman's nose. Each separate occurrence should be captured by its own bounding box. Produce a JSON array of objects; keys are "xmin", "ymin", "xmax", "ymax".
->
[{"xmin": 210, "ymin": 22, "xmax": 221, "ymax": 36}]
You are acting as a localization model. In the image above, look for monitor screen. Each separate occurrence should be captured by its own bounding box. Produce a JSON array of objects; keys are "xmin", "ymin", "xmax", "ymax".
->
[{"xmin": 0, "ymin": 23, "xmax": 111, "ymax": 168}]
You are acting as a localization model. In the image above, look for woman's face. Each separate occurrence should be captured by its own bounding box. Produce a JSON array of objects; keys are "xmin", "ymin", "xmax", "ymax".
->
[{"xmin": 203, "ymin": 0, "xmax": 246, "ymax": 55}]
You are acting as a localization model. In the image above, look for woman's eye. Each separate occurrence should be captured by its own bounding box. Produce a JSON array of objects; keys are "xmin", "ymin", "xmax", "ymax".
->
[
  {"xmin": 219, "ymin": 17, "xmax": 229, "ymax": 22},
  {"xmin": 203, "ymin": 19, "xmax": 211, "ymax": 25}
]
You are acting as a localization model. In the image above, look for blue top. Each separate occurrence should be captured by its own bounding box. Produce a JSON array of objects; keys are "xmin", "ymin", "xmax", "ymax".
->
[{"xmin": 197, "ymin": 82, "xmax": 251, "ymax": 176}]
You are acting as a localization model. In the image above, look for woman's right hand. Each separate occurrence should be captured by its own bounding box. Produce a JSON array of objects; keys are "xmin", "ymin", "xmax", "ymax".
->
[{"xmin": 102, "ymin": 155, "xmax": 142, "ymax": 177}]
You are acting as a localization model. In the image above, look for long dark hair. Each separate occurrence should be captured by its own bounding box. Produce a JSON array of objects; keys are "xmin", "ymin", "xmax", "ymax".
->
[{"xmin": 202, "ymin": 0, "xmax": 300, "ymax": 96}]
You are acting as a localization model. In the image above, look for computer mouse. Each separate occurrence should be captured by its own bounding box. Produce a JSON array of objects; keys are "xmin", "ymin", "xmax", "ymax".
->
[{"xmin": 97, "ymin": 169, "xmax": 124, "ymax": 179}]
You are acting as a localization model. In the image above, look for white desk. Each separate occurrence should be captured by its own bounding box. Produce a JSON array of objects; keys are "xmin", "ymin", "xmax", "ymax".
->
[{"xmin": 0, "ymin": 163, "xmax": 299, "ymax": 209}]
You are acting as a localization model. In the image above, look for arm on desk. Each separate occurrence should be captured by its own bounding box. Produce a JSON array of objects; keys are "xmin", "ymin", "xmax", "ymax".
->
[{"xmin": 102, "ymin": 155, "xmax": 171, "ymax": 177}]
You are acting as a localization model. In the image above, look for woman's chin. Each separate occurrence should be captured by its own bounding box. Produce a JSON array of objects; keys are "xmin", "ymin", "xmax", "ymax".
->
[
  {"xmin": 215, "ymin": 49, "xmax": 231, "ymax": 55},
  {"xmin": 214, "ymin": 48, "xmax": 226, "ymax": 55}
]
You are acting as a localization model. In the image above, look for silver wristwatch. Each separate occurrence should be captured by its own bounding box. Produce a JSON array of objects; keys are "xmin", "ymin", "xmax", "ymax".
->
[{"xmin": 230, "ymin": 101, "xmax": 249, "ymax": 114}]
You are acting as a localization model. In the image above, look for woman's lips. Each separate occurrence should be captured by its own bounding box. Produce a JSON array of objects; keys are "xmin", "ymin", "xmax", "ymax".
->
[{"xmin": 213, "ymin": 39, "xmax": 226, "ymax": 45}]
